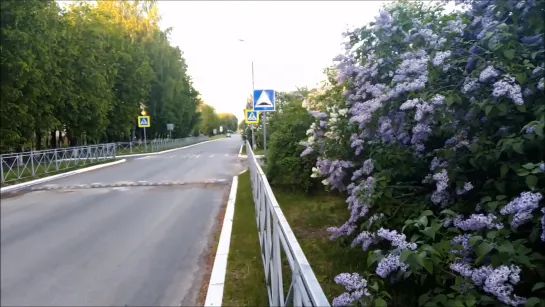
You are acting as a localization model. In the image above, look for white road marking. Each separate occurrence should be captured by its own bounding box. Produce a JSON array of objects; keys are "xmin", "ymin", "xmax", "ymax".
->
[{"xmin": 209, "ymin": 154, "xmax": 215, "ymax": 158}]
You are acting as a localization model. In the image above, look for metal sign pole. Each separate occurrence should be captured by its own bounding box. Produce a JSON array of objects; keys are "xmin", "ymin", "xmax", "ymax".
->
[
  {"xmin": 263, "ymin": 113, "xmax": 267, "ymax": 156},
  {"xmin": 252, "ymin": 126, "xmax": 256, "ymax": 150},
  {"xmin": 143, "ymin": 127, "xmax": 148, "ymax": 152}
]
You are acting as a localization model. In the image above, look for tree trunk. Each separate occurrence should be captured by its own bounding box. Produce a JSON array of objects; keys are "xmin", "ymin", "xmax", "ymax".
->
[
  {"xmin": 50, "ymin": 130, "xmax": 57, "ymax": 148},
  {"xmin": 35, "ymin": 129, "xmax": 43, "ymax": 151}
]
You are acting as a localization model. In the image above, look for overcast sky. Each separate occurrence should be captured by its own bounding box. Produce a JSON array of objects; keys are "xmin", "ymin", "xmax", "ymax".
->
[{"xmin": 157, "ymin": 1, "xmax": 391, "ymax": 119}]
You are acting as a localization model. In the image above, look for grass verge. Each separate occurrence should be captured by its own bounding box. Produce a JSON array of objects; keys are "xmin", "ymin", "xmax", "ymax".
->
[
  {"xmin": 273, "ymin": 189, "xmax": 364, "ymax": 302},
  {"xmin": 223, "ymin": 170, "xmax": 363, "ymax": 304},
  {"xmin": 1, "ymin": 158, "xmax": 122, "ymax": 187},
  {"xmin": 241, "ymin": 144, "xmax": 264, "ymax": 156},
  {"xmin": 222, "ymin": 171, "xmax": 268, "ymax": 306},
  {"xmin": 209, "ymin": 135, "xmax": 226, "ymax": 140}
]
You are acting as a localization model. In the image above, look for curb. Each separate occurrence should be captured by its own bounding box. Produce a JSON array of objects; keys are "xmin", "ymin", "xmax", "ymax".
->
[
  {"xmin": 117, "ymin": 139, "xmax": 221, "ymax": 158},
  {"xmin": 204, "ymin": 176, "xmax": 239, "ymax": 307},
  {"xmin": 237, "ymin": 144, "xmax": 244, "ymax": 158},
  {"xmin": 0, "ymin": 159, "xmax": 127, "ymax": 194}
]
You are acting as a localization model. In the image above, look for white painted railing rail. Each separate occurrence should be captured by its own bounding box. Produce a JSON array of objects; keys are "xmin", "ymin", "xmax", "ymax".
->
[{"xmin": 246, "ymin": 141, "xmax": 330, "ymax": 307}]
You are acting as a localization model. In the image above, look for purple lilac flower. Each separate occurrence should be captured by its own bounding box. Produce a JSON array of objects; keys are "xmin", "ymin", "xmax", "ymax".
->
[
  {"xmin": 538, "ymin": 78, "xmax": 544, "ymax": 91},
  {"xmin": 453, "ymin": 213, "xmax": 503, "ymax": 231},
  {"xmin": 327, "ymin": 222, "xmax": 357, "ymax": 240},
  {"xmin": 456, "ymin": 182, "xmax": 474, "ymax": 195},
  {"xmin": 310, "ymin": 111, "xmax": 328, "ymax": 120},
  {"xmin": 500, "ymin": 192, "xmax": 542, "ymax": 229},
  {"xmin": 430, "ymin": 157, "xmax": 449, "ymax": 171},
  {"xmin": 525, "ymin": 125, "xmax": 536, "ymax": 134},
  {"xmin": 462, "ymin": 77, "xmax": 480, "ymax": 94},
  {"xmin": 541, "ymin": 208, "xmax": 545, "ymax": 242},
  {"xmin": 483, "ymin": 265, "xmax": 526, "ymax": 306},
  {"xmin": 368, "ymin": 213, "xmax": 384, "ymax": 226},
  {"xmin": 411, "ymin": 123, "xmax": 432, "ymax": 144},
  {"xmin": 362, "ymin": 159, "xmax": 374, "ymax": 175},
  {"xmin": 451, "ymin": 262, "xmax": 526, "ymax": 306},
  {"xmin": 351, "ymin": 231, "xmax": 377, "ymax": 251},
  {"xmin": 376, "ymin": 228, "xmax": 418, "ymax": 251},
  {"xmin": 492, "ymin": 75, "xmax": 524, "ymax": 106},
  {"xmin": 432, "ymin": 51, "xmax": 452, "ymax": 67},
  {"xmin": 451, "ymin": 234, "xmax": 472, "ymax": 256},
  {"xmin": 376, "ymin": 253, "xmax": 409, "ymax": 278},
  {"xmin": 540, "ymin": 163, "xmax": 545, "ymax": 173},
  {"xmin": 332, "ymin": 273, "xmax": 372, "ymax": 307},
  {"xmin": 433, "ymin": 169, "xmax": 449, "ymax": 192},
  {"xmin": 479, "ymin": 65, "xmax": 501, "ymax": 82}
]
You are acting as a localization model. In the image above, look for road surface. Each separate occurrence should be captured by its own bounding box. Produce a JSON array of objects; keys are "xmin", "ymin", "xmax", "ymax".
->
[{"xmin": 1, "ymin": 136, "xmax": 245, "ymax": 306}]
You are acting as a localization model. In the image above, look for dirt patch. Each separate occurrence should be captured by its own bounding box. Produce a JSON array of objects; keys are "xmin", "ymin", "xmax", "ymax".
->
[{"xmin": 195, "ymin": 181, "xmax": 233, "ymax": 306}]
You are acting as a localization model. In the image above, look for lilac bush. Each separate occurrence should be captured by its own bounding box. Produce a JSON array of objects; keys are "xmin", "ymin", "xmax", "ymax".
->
[{"xmin": 300, "ymin": 0, "xmax": 545, "ymax": 306}]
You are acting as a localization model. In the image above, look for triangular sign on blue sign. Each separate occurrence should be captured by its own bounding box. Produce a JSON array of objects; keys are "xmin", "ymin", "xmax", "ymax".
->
[{"xmin": 140, "ymin": 118, "xmax": 149, "ymax": 126}]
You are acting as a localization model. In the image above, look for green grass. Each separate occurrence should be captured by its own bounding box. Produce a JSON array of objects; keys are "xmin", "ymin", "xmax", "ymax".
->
[
  {"xmin": 209, "ymin": 134, "xmax": 227, "ymax": 140},
  {"xmin": 223, "ymin": 171, "xmax": 364, "ymax": 305},
  {"xmin": 223, "ymin": 171, "xmax": 268, "ymax": 307},
  {"xmin": 1, "ymin": 158, "xmax": 121, "ymax": 187},
  {"xmin": 241, "ymin": 144, "xmax": 264, "ymax": 156},
  {"xmin": 274, "ymin": 189, "xmax": 365, "ymax": 302}
]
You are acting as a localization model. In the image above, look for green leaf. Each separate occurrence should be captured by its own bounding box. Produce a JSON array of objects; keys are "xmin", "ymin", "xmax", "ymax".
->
[
  {"xmin": 418, "ymin": 294, "xmax": 430, "ymax": 306},
  {"xmin": 525, "ymin": 297, "xmax": 541, "ymax": 307},
  {"xmin": 421, "ymin": 227, "xmax": 436, "ymax": 240},
  {"xmin": 517, "ymin": 169, "xmax": 530, "ymax": 176},
  {"xmin": 424, "ymin": 259, "xmax": 433, "ymax": 274},
  {"xmin": 476, "ymin": 242, "xmax": 494, "ymax": 258},
  {"xmin": 419, "ymin": 216, "xmax": 429, "ymax": 227},
  {"xmin": 500, "ymin": 164, "xmax": 509, "ymax": 178},
  {"xmin": 400, "ymin": 250, "xmax": 412, "ymax": 262},
  {"xmin": 466, "ymin": 295, "xmax": 476, "ymax": 306},
  {"xmin": 522, "ymin": 163, "xmax": 535, "ymax": 170},
  {"xmin": 503, "ymin": 49, "xmax": 515, "ymax": 60},
  {"xmin": 367, "ymin": 252, "xmax": 378, "ymax": 267},
  {"xmin": 526, "ymin": 175, "xmax": 538, "ymax": 189},
  {"xmin": 469, "ymin": 236, "xmax": 483, "ymax": 246},
  {"xmin": 512, "ymin": 142, "xmax": 524, "ymax": 154},
  {"xmin": 421, "ymin": 210, "xmax": 433, "ymax": 216},
  {"xmin": 440, "ymin": 209, "xmax": 457, "ymax": 216},
  {"xmin": 515, "ymin": 72, "xmax": 527, "ymax": 84},
  {"xmin": 374, "ymin": 298, "xmax": 387, "ymax": 307},
  {"xmin": 532, "ymin": 282, "xmax": 545, "ymax": 292},
  {"xmin": 484, "ymin": 105, "xmax": 493, "ymax": 116},
  {"xmin": 450, "ymin": 300, "xmax": 465, "ymax": 307}
]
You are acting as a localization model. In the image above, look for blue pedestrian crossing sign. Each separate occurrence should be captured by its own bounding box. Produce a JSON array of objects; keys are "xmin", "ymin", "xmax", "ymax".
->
[
  {"xmin": 138, "ymin": 116, "xmax": 151, "ymax": 128},
  {"xmin": 253, "ymin": 89, "xmax": 275, "ymax": 112},
  {"xmin": 245, "ymin": 109, "xmax": 259, "ymax": 124}
]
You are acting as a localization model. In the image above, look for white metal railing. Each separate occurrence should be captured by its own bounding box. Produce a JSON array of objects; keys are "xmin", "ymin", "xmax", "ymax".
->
[
  {"xmin": 246, "ymin": 141, "xmax": 330, "ymax": 307},
  {"xmin": 115, "ymin": 136, "xmax": 209, "ymax": 155},
  {"xmin": 0, "ymin": 136, "xmax": 210, "ymax": 184},
  {"xmin": 0, "ymin": 144, "xmax": 116, "ymax": 184}
]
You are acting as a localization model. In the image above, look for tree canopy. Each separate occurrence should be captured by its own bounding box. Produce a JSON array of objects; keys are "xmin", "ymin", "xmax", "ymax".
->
[{"xmin": 0, "ymin": 0, "xmax": 210, "ymax": 152}]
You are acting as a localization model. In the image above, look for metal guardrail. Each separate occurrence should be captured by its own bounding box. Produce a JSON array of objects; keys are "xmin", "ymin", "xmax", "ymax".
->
[
  {"xmin": 246, "ymin": 141, "xmax": 330, "ymax": 307},
  {"xmin": 115, "ymin": 136, "xmax": 209, "ymax": 155},
  {"xmin": 0, "ymin": 136, "xmax": 209, "ymax": 184},
  {"xmin": 0, "ymin": 144, "xmax": 116, "ymax": 184}
]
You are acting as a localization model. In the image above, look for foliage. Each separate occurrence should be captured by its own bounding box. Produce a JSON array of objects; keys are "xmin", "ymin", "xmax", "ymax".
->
[
  {"xmin": 298, "ymin": 0, "xmax": 545, "ymax": 306},
  {"xmin": 0, "ymin": 0, "xmax": 201, "ymax": 152},
  {"xmin": 265, "ymin": 94, "xmax": 317, "ymax": 192}
]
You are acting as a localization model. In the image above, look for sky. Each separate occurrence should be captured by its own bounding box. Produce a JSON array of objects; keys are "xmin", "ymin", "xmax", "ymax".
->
[{"xmin": 157, "ymin": 1, "xmax": 391, "ymax": 120}]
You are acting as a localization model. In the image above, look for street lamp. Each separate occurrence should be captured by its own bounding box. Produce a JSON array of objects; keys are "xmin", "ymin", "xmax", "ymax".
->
[{"xmin": 238, "ymin": 38, "xmax": 257, "ymax": 150}]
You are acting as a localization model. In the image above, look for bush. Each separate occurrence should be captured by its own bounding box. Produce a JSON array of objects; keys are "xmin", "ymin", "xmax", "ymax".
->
[
  {"xmin": 299, "ymin": 0, "xmax": 545, "ymax": 306},
  {"xmin": 266, "ymin": 97, "xmax": 318, "ymax": 192}
]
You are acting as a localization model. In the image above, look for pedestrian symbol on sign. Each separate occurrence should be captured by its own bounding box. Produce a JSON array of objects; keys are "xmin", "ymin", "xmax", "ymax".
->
[
  {"xmin": 245, "ymin": 109, "xmax": 259, "ymax": 124},
  {"xmin": 138, "ymin": 116, "xmax": 151, "ymax": 128}
]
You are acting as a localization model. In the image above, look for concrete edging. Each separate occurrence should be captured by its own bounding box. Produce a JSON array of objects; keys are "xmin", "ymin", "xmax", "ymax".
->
[
  {"xmin": 204, "ymin": 175, "xmax": 239, "ymax": 307},
  {"xmin": 0, "ymin": 159, "xmax": 127, "ymax": 194},
  {"xmin": 117, "ymin": 139, "xmax": 221, "ymax": 158}
]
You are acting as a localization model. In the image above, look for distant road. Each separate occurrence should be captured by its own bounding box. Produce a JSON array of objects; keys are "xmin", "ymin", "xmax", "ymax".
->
[{"xmin": 1, "ymin": 135, "xmax": 244, "ymax": 306}]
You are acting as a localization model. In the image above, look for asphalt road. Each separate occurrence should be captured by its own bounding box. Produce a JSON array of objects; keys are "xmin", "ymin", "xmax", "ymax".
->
[{"xmin": 0, "ymin": 135, "xmax": 245, "ymax": 306}]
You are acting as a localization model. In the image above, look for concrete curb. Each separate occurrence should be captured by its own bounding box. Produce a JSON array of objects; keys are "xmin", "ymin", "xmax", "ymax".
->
[
  {"xmin": 237, "ymin": 144, "xmax": 244, "ymax": 158},
  {"xmin": 117, "ymin": 139, "xmax": 221, "ymax": 158},
  {"xmin": 204, "ymin": 176, "xmax": 239, "ymax": 307},
  {"xmin": 0, "ymin": 159, "xmax": 127, "ymax": 194}
]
